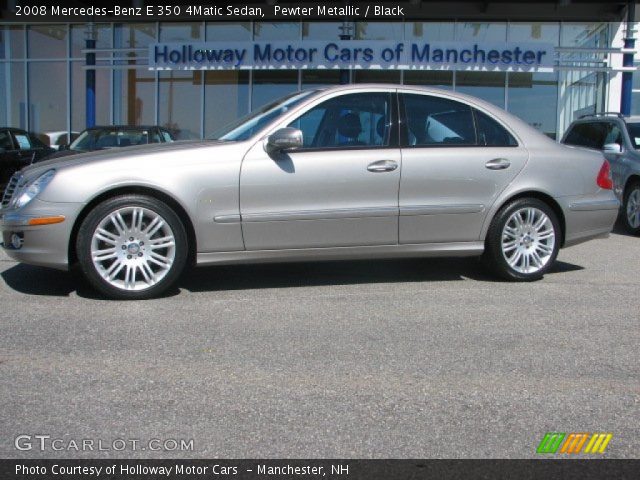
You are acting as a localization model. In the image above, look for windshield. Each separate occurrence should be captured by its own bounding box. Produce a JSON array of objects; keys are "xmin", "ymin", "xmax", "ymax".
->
[
  {"xmin": 209, "ymin": 90, "xmax": 319, "ymax": 142},
  {"xmin": 626, "ymin": 123, "xmax": 640, "ymax": 149},
  {"xmin": 71, "ymin": 129, "xmax": 158, "ymax": 151}
]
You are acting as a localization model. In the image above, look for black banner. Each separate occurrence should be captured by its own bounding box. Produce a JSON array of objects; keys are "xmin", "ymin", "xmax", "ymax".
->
[
  {"xmin": 0, "ymin": 1, "xmax": 626, "ymax": 22},
  {"xmin": 2, "ymin": 459, "xmax": 640, "ymax": 480}
]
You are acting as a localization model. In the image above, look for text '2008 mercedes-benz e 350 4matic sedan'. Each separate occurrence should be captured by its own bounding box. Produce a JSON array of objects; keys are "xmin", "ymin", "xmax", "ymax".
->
[{"xmin": 0, "ymin": 85, "xmax": 619, "ymax": 300}]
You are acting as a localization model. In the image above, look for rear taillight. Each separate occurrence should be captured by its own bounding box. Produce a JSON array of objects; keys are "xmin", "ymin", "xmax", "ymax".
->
[{"xmin": 596, "ymin": 160, "xmax": 613, "ymax": 190}]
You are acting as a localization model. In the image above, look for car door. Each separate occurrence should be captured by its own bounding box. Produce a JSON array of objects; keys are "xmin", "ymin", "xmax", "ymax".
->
[
  {"xmin": 600, "ymin": 121, "xmax": 627, "ymax": 198},
  {"xmin": 0, "ymin": 130, "xmax": 20, "ymax": 189},
  {"xmin": 398, "ymin": 92, "xmax": 529, "ymax": 243},
  {"xmin": 240, "ymin": 90, "xmax": 401, "ymax": 250}
]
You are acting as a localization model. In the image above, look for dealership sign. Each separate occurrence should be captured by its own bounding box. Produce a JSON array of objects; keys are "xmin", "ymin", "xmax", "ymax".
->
[{"xmin": 149, "ymin": 41, "xmax": 554, "ymax": 71}]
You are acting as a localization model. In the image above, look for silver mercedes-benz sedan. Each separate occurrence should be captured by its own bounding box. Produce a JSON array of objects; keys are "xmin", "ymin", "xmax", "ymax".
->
[{"xmin": 0, "ymin": 85, "xmax": 619, "ymax": 299}]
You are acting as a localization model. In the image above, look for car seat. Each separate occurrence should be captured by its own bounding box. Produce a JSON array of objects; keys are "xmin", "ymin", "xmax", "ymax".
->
[{"xmin": 337, "ymin": 113, "xmax": 365, "ymax": 146}]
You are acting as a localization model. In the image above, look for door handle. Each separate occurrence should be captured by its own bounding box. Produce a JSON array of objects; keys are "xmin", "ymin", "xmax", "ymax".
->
[
  {"xmin": 367, "ymin": 160, "xmax": 398, "ymax": 173},
  {"xmin": 485, "ymin": 158, "xmax": 511, "ymax": 170}
]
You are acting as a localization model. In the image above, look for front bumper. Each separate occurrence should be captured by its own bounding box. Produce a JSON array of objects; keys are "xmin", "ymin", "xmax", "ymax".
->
[{"xmin": 0, "ymin": 199, "xmax": 83, "ymax": 270}]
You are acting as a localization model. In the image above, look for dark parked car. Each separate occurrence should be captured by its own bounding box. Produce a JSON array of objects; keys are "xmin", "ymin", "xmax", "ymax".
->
[
  {"xmin": 46, "ymin": 126, "xmax": 175, "ymax": 160},
  {"xmin": 1, "ymin": 128, "xmax": 54, "ymax": 194}
]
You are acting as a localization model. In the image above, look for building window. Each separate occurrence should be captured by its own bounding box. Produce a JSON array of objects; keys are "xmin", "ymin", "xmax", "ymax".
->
[
  {"xmin": 159, "ymin": 22, "xmax": 203, "ymax": 42},
  {"xmin": 8, "ymin": 62, "xmax": 26, "ymax": 129},
  {"xmin": 252, "ymin": 70, "xmax": 299, "ymax": 110},
  {"xmin": 206, "ymin": 22, "xmax": 251, "ymax": 41},
  {"xmin": 301, "ymin": 70, "xmax": 342, "ymax": 88},
  {"xmin": 456, "ymin": 71, "xmax": 506, "ymax": 108},
  {"xmin": 204, "ymin": 70, "xmax": 250, "ymax": 137},
  {"xmin": 159, "ymin": 71, "xmax": 202, "ymax": 139},
  {"xmin": 302, "ymin": 22, "xmax": 342, "ymax": 40},
  {"xmin": 71, "ymin": 24, "xmax": 111, "ymax": 58},
  {"xmin": 455, "ymin": 22, "xmax": 507, "ymax": 42},
  {"xmin": 28, "ymin": 62, "xmax": 67, "ymax": 134},
  {"xmin": 355, "ymin": 22, "xmax": 404, "ymax": 40},
  {"xmin": 113, "ymin": 23, "xmax": 157, "ymax": 126},
  {"xmin": 113, "ymin": 68, "xmax": 155, "ymax": 126},
  {"xmin": 71, "ymin": 61, "xmax": 110, "ymax": 132},
  {"xmin": 508, "ymin": 72, "xmax": 558, "ymax": 139},
  {"xmin": 5, "ymin": 25, "xmax": 26, "ymax": 59},
  {"xmin": 403, "ymin": 70, "xmax": 453, "ymax": 89},
  {"xmin": 253, "ymin": 22, "xmax": 300, "ymax": 40},
  {"xmin": 27, "ymin": 25, "xmax": 67, "ymax": 58},
  {"xmin": 509, "ymin": 22, "xmax": 560, "ymax": 45},
  {"xmin": 353, "ymin": 70, "xmax": 401, "ymax": 84},
  {"xmin": 560, "ymin": 22, "xmax": 608, "ymax": 48},
  {"xmin": 406, "ymin": 23, "xmax": 455, "ymax": 42}
]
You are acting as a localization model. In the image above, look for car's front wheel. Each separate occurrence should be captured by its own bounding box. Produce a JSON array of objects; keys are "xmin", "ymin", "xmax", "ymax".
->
[
  {"xmin": 622, "ymin": 180, "xmax": 640, "ymax": 235},
  {"xmin": 76, "ymin": 195, "xmax": 188, "ymax": 299},
  {"xmin": 484, "ymin": 198, "xmax": 560, "ymax": 281}
]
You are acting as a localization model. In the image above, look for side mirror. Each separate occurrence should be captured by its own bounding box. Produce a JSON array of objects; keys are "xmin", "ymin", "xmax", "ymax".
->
[
  {"xmin": 265, "ymin": 128, "xmax": 303, "ymax": 155},
  {"xmin": 603, "ymin": 143, "xmax": 622, "ymax": 154}
]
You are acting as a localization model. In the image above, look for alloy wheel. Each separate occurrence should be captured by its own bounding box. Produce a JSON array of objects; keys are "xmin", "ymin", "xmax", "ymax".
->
[
  {"xmin": 500, "ymin": 207, "xmax": 556, "ymax": 274},
  {"xmin": 90, "ymin": 206, "xmax": 176, "ymax": 291},
  {"xmin": 626, "ymin": 188, "xmax": 640, "ymax": 230}
]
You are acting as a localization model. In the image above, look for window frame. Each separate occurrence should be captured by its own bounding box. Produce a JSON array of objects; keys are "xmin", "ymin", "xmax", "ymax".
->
[
  {"xmin": 398, "ymin": 91, "xmax": 520, "ymax": 149},
  {"xmin": 284, "ymin": 91, "xmax": 400, "ymax": 153}
]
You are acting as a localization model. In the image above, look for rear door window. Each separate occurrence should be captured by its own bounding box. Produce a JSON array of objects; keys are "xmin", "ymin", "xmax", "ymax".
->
[{"xmin": 401, "ymin": 94, "xmax": 476, "ymax": 146}]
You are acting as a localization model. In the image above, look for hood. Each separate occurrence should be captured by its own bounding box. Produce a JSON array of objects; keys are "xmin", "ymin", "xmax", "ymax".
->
[{"xmin": 20, "ymin": 140, "xmax": 226, "ymax": 179}]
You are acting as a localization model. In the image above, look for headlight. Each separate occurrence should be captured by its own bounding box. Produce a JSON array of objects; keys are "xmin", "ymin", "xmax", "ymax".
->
[{"xmin": 14, "ymin": 170, "xmax": 56, "ymax": 209}]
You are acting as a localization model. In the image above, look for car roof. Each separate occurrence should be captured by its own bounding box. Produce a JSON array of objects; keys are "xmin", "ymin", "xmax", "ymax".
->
[
  {"xmin": 84, "ymin": 125, "xmax": 163, "ymax": 131},
  {"xmin": 571, "ymin": 114, "xmax": 640, "ymax": 124}
]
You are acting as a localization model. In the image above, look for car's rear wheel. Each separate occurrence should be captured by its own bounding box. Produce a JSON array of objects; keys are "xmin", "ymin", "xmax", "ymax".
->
[
  {"xmin": 622, "ymin": 180, "xmax": 640, "ymax": 235},
  {"xmin": 76, "ymin": 195, "xmax": 188, "ymax": 299},
  {"xmin": 484, "ymin": 198, "xmax": 560, "ymax": 281}
]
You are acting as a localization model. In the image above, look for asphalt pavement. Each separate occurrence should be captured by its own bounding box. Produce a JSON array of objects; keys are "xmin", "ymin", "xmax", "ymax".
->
[{"xmin": 0, "ymin": 225, "xmax": 638, "ymax": 458}]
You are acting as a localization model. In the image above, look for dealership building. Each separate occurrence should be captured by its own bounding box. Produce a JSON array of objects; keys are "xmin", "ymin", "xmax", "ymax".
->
[{"xmin": 0, "ymin": 1, "xmax": 638, "ymax": 143}]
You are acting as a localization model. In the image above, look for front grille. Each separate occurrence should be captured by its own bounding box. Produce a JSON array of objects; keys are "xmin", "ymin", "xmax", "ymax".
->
[{"xmin": 1, "ymin": 174, "xmax": 20, "ymax": 209}]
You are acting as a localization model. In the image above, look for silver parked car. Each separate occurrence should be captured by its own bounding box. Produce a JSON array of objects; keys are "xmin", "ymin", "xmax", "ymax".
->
[
  {"xmin": 562, "ymin": 113, "xmax": 640, "ymax": 235},
  {"xmin": 0, "ymin": 85, "xmax": 619, "ymax": 299}
]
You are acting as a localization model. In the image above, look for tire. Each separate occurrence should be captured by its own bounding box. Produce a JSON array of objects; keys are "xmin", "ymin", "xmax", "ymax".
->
[
  {"xmin": 621, "ymin": 180, "xmax": 640, "ymax": 235},
  {"xmin": 483, "ymin": 198, "xmax": 561, "ymax": 281},
  {"xmin": 76, "ymin": 195, "xmax": 188, "ymax": 300}
]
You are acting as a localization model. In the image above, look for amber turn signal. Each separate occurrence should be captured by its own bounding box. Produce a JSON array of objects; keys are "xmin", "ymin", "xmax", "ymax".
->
[{"xmin": 27, "ymin": 216, "xmax": 66, "ymax": 226}]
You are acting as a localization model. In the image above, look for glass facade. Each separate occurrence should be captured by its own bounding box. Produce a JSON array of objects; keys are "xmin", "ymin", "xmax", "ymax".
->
[{"xmin": 0, "ymin": 21, "xmax": 618, "ymax": 145}]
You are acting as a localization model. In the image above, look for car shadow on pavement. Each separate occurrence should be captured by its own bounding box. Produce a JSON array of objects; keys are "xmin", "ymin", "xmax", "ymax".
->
[
  {"xmin": 612, "ymin": 221, "xmax": 639, "ymax": 238},
  {"xmin": 0, "ymin": 257, "xmax": 584, "ymax": 298},
  {"xmin": 179, "ymin": 257, "xmax": 584, "ymax": 293}
]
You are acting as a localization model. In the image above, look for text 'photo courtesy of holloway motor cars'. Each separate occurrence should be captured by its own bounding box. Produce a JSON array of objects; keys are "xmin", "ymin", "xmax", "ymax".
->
[{"xmin": 0, "ymin": 85, "xmax": 619, "ymax": 300}]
